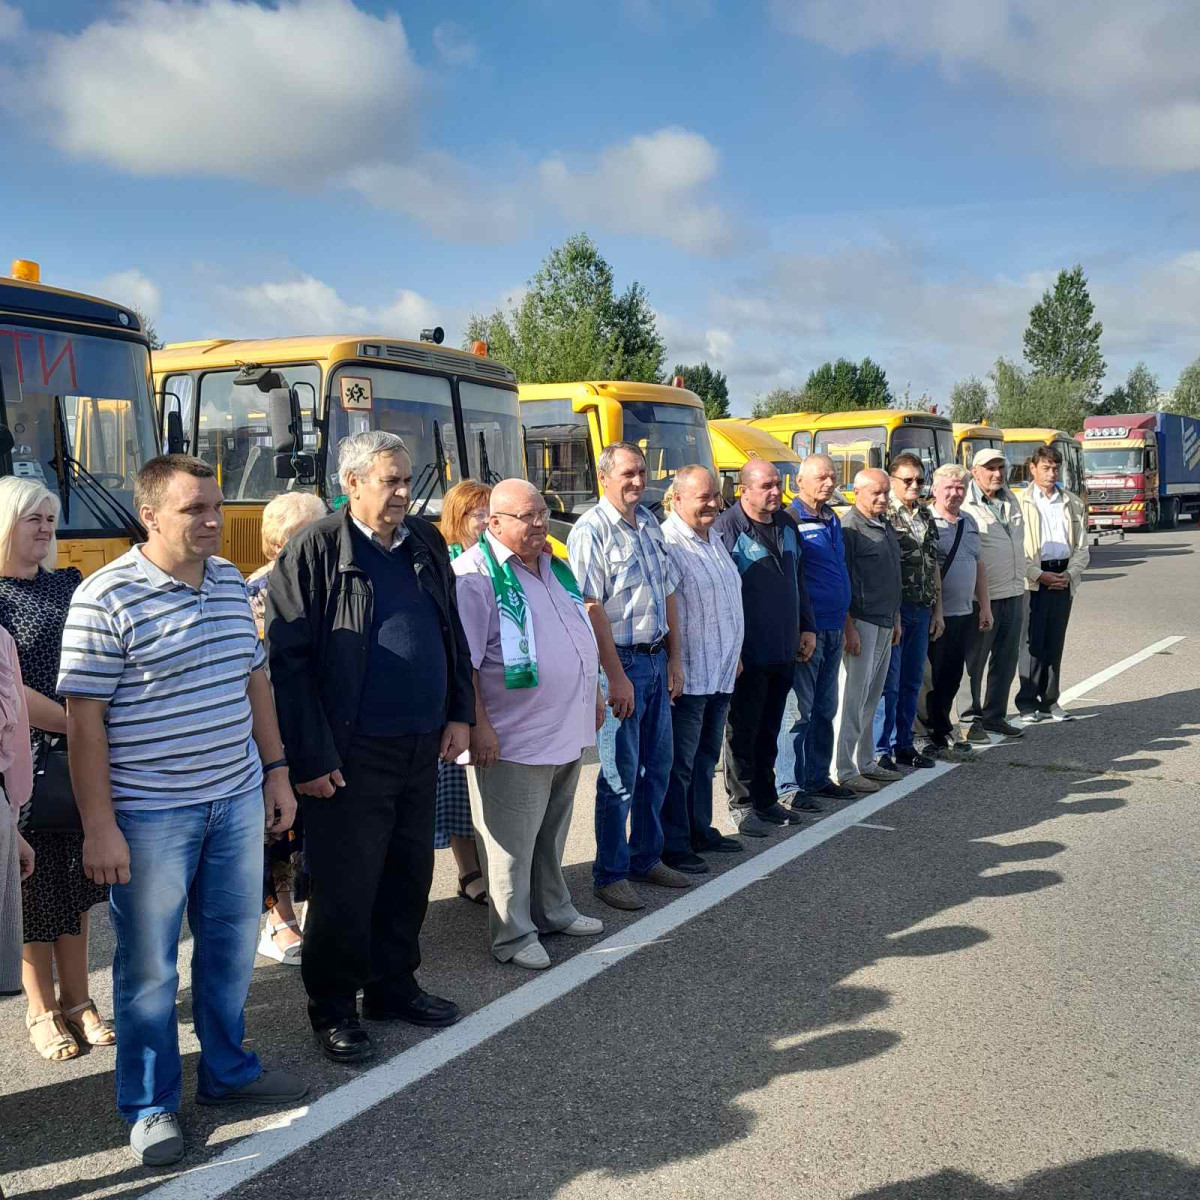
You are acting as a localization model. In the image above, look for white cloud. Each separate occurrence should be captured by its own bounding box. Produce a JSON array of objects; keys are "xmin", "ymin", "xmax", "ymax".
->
[
  {"xmin": 97, "ymin": 268, "xmax": 162, "ymax": 319},
  {"xmin": 771, "ymin": 0, "xmax": 1200, "ymax": 169},
  {"xmin": 25, "ymin": 0, "xmax": 419, "ymax": 180},
  {"xmin": 432, "ymin": 20, "xmax": 477, "ymax": 66},
  {"xmin": 222, "ymin": 274, "xmax": 440, "ymax": 339},
  {"xmin": 539, "ymin": 127, "xmax": 735, "ymax": 254},
  {"xmin": 0, "ymin": 2, "xmax": 23, "ymax": 40}
]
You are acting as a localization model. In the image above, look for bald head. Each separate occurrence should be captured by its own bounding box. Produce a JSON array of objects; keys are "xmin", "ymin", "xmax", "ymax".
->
[
  {"xmin": 852, "ymin": 467, "xmax": 890, "ymax": 519},
  {"xmin": 670, "ymin": 464, "xmax": 721, "ymax": 536},
  {"xmin": 739, "ymin": 457, "xmax": 783, "ymax": 521},
  {"xmin": 672, "ymin": 464, "xmax": 716, "ymax": 498},
  {"xmin": 487, "ymin": 478, "xmax": 549, "ymax": 565}
]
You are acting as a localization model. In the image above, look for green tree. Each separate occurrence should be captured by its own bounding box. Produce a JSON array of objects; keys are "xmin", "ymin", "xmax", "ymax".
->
[
  {"xmin": 1022, "ymin": 264, "xmax": 1106, "ymax": 402},
  {"xmin": 1123, "ymin": 360, "xmax": 1160, "ymax": 410},
  {"xmin": 802, "ymin": 356, "xmax": 894, "ymax": 413},
  {"xmin": 1165, "ymin": 357, "xmax": 1200, "ymax": 419},
  {"xmin": 991, "ymin": 357, "xmax": 1089, "ymax": 432},
  {"xmin": 133, "ymin": 307, "xmax": 164, "ymax": 351},
  {"xmin": 750, "ymin": 386, "xmax": 806, "ymax": 419},
  {"xmin": 674, "ymin": 361, "xmax": 730, "ymax": 419},
  {"xmin": 948, "ymin": 376, "xmax": 991, "ymax": 424},
  {"xmin": 1094, "ymin": 385, "xmax": 1129, "ymax": 417},
  {"xmin": 463, "ymin": 233, "xmax": 665, "ymax": 383}
]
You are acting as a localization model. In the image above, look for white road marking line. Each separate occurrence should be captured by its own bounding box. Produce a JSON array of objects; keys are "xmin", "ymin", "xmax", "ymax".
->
[
  {"xmin": 142, "ymin": 634, "xmax": 1186, "ymax": 1200},
  {"xmin": 855, "ymin": 822, "xmax": 896, "ymax": 831}
]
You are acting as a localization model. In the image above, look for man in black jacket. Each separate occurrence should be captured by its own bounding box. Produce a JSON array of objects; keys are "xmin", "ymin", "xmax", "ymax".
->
[
  {"xmin": 266, "ymin": 431, "xmax": 473, "ymax": 1064},
  {"xmin": 715, "ymin": 459, "xmax": 815, "ymax": 836}
]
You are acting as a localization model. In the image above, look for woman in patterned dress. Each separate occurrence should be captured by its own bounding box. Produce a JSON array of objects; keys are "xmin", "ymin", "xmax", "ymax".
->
[
  {"xmin": 0, "ymin": 478, "xmax": 113, "ymax": 1060},
  {"xmin": 245, "ymin": 491, "xmax": 328, "ymax": 963},
  {"xmin": 438, "ymin": 482, "xmax": 491, "ymax": 904}
]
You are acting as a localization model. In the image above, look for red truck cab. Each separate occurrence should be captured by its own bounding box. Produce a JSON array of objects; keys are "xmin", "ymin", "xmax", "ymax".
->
[{"xmin": 1080, "ymin": 416, "xmax": 1159, "ymax": 530}]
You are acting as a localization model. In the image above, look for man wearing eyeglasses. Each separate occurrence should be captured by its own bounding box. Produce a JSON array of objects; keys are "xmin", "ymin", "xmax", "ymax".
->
[
  {"xmin": 959, "ymin": 448, "xmax": 1029, "ymax": 740},
  {"xmin": 872, "ymin": 453, "xmax": 944, "ymax": 773},
  {"xmin": 567, "ymin": 443, "xmax": 688, "ymax": 912}
]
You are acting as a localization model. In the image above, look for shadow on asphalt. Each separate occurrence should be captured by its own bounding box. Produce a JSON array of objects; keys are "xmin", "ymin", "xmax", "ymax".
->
[
  {"xmin": 849, "ymin": 1150, "xmax": 1200, "ymax": 1199},
  {"xmin": 4, "ymin": 688, "xmax": 1197, "ymax": 1199}
]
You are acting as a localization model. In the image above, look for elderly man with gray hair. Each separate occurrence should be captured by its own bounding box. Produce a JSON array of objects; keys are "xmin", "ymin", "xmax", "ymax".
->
[{"xmin": 266, "ymin": 430, "xmax": 473, "ymax": 1064}]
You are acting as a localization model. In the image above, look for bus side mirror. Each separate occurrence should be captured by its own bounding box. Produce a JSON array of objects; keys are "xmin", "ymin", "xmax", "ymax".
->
[
  {"xmin": 268, "ymin": 387, "xmax": 316, "ymax": 484},
  {"xmin": 165, "ymin": 410, "xmax": 185, "ymax": 455},
  {"xmin": 869, "ymin": 446, "xmax": 883, "ymax": 469}
]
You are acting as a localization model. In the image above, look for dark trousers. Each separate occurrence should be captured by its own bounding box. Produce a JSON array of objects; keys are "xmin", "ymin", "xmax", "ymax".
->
[
  {"xmin": 961, "ymin": 593, "xmax": 1026, "ymax": 726},
  {"xmin": 925, "ymin": 613, "xmax": 975, "ymax": 740},
  {"xmin": 1016, "ymin": 585, "xmax": 1074, "ymax": 714},
  {"xmin": 662, "ymin": 691, "xmax": 732, "ymax": 856},
  {"xmin": 300, "ymin": 731, "xmax": 440, "ymax": 1031},
  {"xmin": 724, "ymin": 661, "xmax": 794, "ymax": 812}
]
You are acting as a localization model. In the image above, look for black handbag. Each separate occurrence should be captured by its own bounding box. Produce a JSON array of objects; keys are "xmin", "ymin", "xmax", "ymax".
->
[{"xmin": 17, "ymin": 735, "xmax": 81, "ymax": 834}]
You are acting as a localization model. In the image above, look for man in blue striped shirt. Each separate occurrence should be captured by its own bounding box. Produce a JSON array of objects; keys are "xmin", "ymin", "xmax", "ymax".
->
[{"xmin": 59, "ymin": 455, "xmax": 307, "ymax": 1167}]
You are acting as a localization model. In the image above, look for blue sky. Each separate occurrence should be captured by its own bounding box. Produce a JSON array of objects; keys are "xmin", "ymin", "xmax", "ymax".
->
[{"xmin": 3, "ymin": 0, "xmax": 1200, "ymax": 413}]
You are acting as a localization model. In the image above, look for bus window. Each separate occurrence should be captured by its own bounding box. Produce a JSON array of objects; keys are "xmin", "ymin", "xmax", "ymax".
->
[
  {"xmin": 522, "ymin": 399, "xmax": 595, "ymax": 516},
  {"xmin": 198, "ymin": 365, "xmax": 318, "ymax": 502},
  {"xmin": 890, "ymin": 424, "xmax": 939, "ymax": 479},
  {"xmin": 460, "ymin": 381, "xmax": 522, "ymax": 486},
  {"xmin": 619, "ymin": 400, "xmax": 715, "ymax": 510},
  {"xmin": 791, "ymin": 431, "xmax": 813, "ymax": 457},
  {"xmin": 935, "ymin": 426, "xmax": 955, "ymax": 467},
  {"xmin": 161, "ymin": 373, "xmax": 195, "ymax": 453},
  {"xmin": 1003, "ymin": 440, "xmax": 1042, "ymax": 487},
  {"xmin": 815, "ymin": 426, "xmax": 886, "ymax": 487}
]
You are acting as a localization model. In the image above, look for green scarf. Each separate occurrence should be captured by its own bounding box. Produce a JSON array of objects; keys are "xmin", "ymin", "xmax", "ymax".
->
[{"xmin": 476, "ymin": 531, "xmax": 584, "ymax": 689}]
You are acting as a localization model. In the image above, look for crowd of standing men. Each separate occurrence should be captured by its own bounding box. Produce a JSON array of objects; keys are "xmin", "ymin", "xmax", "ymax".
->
[{"xmin": 0, "ymin": 430, "xmax": 1089, "ymax": 1172}]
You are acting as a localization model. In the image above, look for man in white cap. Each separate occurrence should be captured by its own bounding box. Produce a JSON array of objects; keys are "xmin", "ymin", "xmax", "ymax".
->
[{"xmin": 959, "ymin": 448, "xmax": 1029, "ymax": 741}]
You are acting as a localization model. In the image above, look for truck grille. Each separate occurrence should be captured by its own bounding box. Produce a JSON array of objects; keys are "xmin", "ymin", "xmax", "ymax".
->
[{"xmin": 1090, "ymin": 487, "xmax": 1138, "ymax": 503}]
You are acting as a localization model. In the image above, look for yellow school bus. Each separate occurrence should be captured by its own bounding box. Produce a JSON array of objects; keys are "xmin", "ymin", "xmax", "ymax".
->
[
  {"xmin": 519, "ymin": 379, "xmax": 715, "ymax": 543},
  {"xmin": 954, "ymin": 422, "xmax": 1005, "ymax": 468},
  {"xmin": 707, "ymin": 418, "xmax": 802, "ymax": 506},
  {"xmin": 153, "ymin": 333, "xmax": 521, "ymax": 575},
  {"xmin": 1002, "ymin": 427, "xmax": 1087, "ymax": 502},
  {"xmin": 752, "ymin": 409, "xmax": 957, "ymax": 491},
  {"xmin": 2, "ymin": 260, "xmax": 158, "ymax": 576}
]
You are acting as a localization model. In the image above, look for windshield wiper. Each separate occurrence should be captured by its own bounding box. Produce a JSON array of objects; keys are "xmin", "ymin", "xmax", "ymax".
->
[
  {"xmin": 477, "ymin": 431, "xmax": 501, "ymax": 486},
  {"xmin": 51, "ymin": 398, "xmax": 146, "ymax": 541},
  {"xmin": 413, "ymin": 421, "xmax": 448, "ymax": 517}
]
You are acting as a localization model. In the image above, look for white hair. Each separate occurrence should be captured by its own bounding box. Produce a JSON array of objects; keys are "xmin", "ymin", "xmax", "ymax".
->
[
  {"xmin": 0, "ymin": 477, "xmax": 60, "ymax": 572},
  {"xmin": 932, "ymin": 463, "xmax": 970, "ymax": 485},
  {"xmin": 260, "ymin": 491, "xmax": 328, "ymax": 558},
  {"xmin": 337, "ymin": 430, "xmax": 411, "ymax": 490},
  {"xmin": 852, "ymin": 467, "xmax": 888, "ymax": 491}
]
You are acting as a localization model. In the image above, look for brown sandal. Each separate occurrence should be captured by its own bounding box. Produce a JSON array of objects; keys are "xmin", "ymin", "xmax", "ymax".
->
[
  {"xmin": 62, "ymin": 999, "xmax": 116, "ymax": 1047},
  {"xmin": 26, "ymin": 1009, "xmax": 80, "ymax": 1061}
]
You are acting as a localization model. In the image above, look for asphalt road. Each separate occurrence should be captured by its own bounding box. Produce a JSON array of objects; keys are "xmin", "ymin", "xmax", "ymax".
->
[{"xmin": 2, "ymin": 524, "xmax": 1198, "ymax": 1199}]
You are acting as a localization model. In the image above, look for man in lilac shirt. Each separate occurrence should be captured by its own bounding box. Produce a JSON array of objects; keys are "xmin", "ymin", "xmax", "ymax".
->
[{"xmin": 453, "ymin": 480, "xmax": 607, "ymax": 970}]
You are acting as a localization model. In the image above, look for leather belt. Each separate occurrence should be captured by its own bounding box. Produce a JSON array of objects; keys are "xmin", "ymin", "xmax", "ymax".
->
[
  {"xmin": 619, "ymin": 638, "xmax": 667, "ymax": 655},
  {"xmin": 1040, "ymin": 558, "xmax": 1069, "ymax": 571}
]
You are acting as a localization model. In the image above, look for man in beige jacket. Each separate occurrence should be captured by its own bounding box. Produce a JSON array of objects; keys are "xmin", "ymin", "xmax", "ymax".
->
[
  {"xmin": 960, "ymin": 448, "xmax": 1029, "ymax": 741},
  {"xmin": 1015, "ymin": 445, "xmax": 1090, "ymax": 724}
]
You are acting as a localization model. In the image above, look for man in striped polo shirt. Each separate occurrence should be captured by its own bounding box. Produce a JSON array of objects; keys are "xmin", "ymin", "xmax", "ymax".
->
[{"xmin": 59, "ymin": 455, "xmax": 308, "ymax": 1168}]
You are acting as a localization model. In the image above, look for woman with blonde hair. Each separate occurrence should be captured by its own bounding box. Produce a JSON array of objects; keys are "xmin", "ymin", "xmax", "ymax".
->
[
  {"xmin": 0, "ymin": 477, "xmax": 112, "ymax": 1060},
  {"xmin": 245, "ymin": 490, "xmax": 328, "ymax": 963},
  {"xmin": 437, "ymin": 480, "xmax": 491, "ymax": 903}
]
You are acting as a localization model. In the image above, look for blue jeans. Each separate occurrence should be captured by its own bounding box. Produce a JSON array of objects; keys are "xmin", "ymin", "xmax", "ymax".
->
[
  {"xmin": 873, "ymin": 603, "xmax": 933, "ymax": 756},
  {"xmin": 662, "ymin": 691, "xmax": 731, "ymax": 856},
  {"xmin": 776, "ymin": 628, "xmax": 842, "ymax": 794},
  {"xmin": 595, "ymin": 647, "xmax": 673, "ymax": 888},
  {"xmin": 111, "ymin": 791, "xmax": 264, "ymax": 1123}
]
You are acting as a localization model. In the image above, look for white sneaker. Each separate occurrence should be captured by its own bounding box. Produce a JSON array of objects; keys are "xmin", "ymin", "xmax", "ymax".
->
[
  {"xmin": 511, "ymin": 941, "xmax": 551, "ymax": 970},
  {"xmin": 1019, "ymin": 711, "xmax": 1046, "ymax": 726},
  {"xmin": 1047, "ymin": 703, "xmax": 1074, "ymax": 722},
  {"xmin": 560, "ymin": 915, "xmax": 604, "ymax": 937}
]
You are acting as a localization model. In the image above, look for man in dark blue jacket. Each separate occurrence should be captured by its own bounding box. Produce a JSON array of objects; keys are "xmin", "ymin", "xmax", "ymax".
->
[
  {"xmin": 776, "ymin": 454, "xmax": 856, "ymax": 810},
  {"xmin": 715, "ymin": 459, "xmax": 815, "ymax": 836}
]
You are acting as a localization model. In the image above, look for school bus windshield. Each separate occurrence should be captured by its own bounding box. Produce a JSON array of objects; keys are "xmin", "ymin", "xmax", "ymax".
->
[
  {"xmin": 0, "ymin": 325, "xmax": 157, "ymax": 532},
  {"xmin": 619, "ymin": 400, "xmax": 714, "ymax": 509}
]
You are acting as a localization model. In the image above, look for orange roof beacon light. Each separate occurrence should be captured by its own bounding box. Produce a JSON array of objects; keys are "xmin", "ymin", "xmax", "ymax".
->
[
  {"xmin": 471, "ymin": 340, "xmax": 488, "ymax": 357},
  {"xmin": 10, "ymin": 258, "xmax": 40, "ymax": 282},
  {"xmin": 672, "ymin": 375, "xmax": 685, "ymax": 388}
]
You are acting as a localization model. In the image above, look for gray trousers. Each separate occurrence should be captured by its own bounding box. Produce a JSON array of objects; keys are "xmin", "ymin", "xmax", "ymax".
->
[
  {"xmin": 1, "ymin": 798, "xmax": 22, "ymax": 995},
  {"xmin": 468, "ymin": 757, "xmax": 583, "ymax": 962},
  {"xmin": 834, "ymin": 618, "xmax": 894, "ymax": 781},
  {"xmin": 960, "ymin": 593, "xmax": 1026, "ymax": 726}
]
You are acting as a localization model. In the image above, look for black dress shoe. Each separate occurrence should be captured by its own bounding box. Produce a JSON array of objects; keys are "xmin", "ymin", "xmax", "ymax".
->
[
  {"xmin": 876, "ymin": 754, "xmax": 899, "ymax": 773},
  {"xmin": 363, "ymin": 991, "xmax": 461, "ymax": 1028},
  {"xmin": 895, "ymin": 746, "xmax": 935, "ymax": 769},
  {"xmin": 790, "ymin": 794, "xmax": 824, "ymax": 813},
  {"xmin": 698, "ymin": 836, "xmax": 745, "ymax": 854},
  {"xmin": 662, "ymin": 851, "xmax": 711, "ymax": 874},
  {"xmin": 813, "ymin": 781, "xmax": 856, "ymax": 800},
  {"xmin": 315, "ymin": 1019, "xmax": 374, "ymax": 1064}
]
